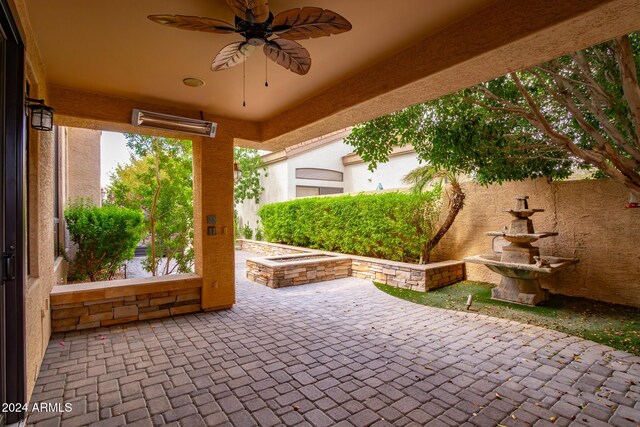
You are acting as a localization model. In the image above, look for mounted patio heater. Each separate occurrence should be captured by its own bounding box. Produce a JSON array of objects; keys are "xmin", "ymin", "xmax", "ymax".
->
[{"xmin": 131, "ymin": 109, "xmax": 217, "ymax": 137}]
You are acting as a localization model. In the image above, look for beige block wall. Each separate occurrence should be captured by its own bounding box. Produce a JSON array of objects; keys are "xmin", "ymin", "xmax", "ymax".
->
[
  {"xmin": 431, "ymin": 178, "xmax": 640, "ymax": 307},
  {"xmin": 67, "ymin": 127, "xmax": 102, "ymax": 205}
]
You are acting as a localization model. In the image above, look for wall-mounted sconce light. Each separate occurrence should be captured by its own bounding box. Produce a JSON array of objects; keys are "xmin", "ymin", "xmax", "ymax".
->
[
  {"xmin": 26, "ymin": 98, "xmax": 54, "ymax": 131},
  {"xmin": 234, "ymin": 162, "xmax": 242, "ymax": 181}
]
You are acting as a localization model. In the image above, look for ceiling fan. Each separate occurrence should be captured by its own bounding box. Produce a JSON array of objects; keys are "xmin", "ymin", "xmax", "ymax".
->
[{"xmin": 148, "ymin": 0, "xmax": 352, "ymax": 76}]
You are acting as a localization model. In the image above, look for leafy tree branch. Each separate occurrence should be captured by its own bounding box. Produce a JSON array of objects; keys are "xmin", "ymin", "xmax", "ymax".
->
[{"xmin": 346, "ymin": 32, "xmax": 640, "ymax": 203}]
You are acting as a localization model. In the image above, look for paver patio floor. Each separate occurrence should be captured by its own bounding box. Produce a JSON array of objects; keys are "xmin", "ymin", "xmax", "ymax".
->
[{"xmin": 27, "ymin": 251, "xmax": 640, "ymax": 427}]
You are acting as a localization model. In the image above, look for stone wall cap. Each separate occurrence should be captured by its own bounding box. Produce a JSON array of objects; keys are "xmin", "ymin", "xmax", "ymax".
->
[
  {"xmin": 240, "ymin": 239, "xmax": 464, "ymax": 271},
  {"xmin": 51, "ymin": 273, "xmax": 202, "ymax": 296},
  {"xmin": 248, "ymin": 253, "xmax": 352, "ymax": 268}
]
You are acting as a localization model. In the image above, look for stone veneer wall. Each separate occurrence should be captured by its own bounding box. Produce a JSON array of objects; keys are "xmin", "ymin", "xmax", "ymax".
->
[
  {"xmin": 238, "ymin": 240, "xmax": 307, "ymax": 256},
  {"xmin": 50, "ymin": 274, "xmax": 202, "ymax": 332},
  {"xmin": 238, "ymin": 240, "xmax": 464, "ymax": 291},
  {"xmin": 246, "ymin": 256, "xmax": 352, "ymax": 288}
]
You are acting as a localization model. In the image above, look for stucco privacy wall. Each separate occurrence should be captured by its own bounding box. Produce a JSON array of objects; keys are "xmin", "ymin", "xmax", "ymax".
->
[{"xmin": 431, "ymin": 178, "xmax": 640, "ymax": 307}]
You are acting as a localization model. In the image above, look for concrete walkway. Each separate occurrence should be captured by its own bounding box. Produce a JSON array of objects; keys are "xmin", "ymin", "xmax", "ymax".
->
[
  {"xmin": 27, "ymin": 251, "xmax": 640, "ymax": 426},
  {"xmin": 123, "ymin": 257, "xmax": 190, "ymax": 279}
]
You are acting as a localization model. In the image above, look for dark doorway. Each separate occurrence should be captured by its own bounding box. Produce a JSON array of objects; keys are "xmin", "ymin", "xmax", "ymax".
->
[{"xmin": 1, "ymin": 0, "xmax": 26, "ymax": 424}]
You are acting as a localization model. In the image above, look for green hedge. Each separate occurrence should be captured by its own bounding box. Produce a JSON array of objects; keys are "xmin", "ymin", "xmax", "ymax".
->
[
  {"xmin": 258, "ymin": 190, "xmax": 441, "ymax": 262},
  {"xmin": 65, "ymin": 201, "xmax": 146, "ymax": 282}
]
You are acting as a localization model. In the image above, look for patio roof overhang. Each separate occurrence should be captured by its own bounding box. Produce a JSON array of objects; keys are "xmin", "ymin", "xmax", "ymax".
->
[{"xmin": 16, "ymin": 0, "xmax": 640, "ymax": 151}]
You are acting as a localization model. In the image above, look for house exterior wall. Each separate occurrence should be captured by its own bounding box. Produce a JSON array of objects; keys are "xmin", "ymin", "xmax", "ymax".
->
[
  {"xmin": 236, "ymin": 159, "xmax": 288, "ymax": 231},
  {"xmin": 14, "ymin": 0, "xmax": 60, "ymax": 397},
  {"xmin": 284, "ymin": 140, "xmax": 354, "ymax": 199},
  {"xmin": 343, "ymin": 151, "xmax": 422, "ymax": 193}
]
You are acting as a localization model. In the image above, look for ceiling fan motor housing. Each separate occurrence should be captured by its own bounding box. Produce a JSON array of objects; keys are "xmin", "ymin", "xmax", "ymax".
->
[{"xmin": 236, "ymin": 14, "xmax": 274, "ymax": 46}]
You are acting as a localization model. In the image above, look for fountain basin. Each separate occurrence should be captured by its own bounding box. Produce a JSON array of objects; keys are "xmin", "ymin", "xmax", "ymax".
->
[
  {"xmin": 485, "ymin": 231, "xmax": 558, "ymax": 244},
  {"xmin": 464, "ymin": 253, "xmax": 578, "ymax": 275},
  {"xmin": 464, "ymin": 253, "xmax": 578, "ymax": 305},
  {"xmin": 503, "ymin": 208, "xmax": 544, "ymax": 218}
]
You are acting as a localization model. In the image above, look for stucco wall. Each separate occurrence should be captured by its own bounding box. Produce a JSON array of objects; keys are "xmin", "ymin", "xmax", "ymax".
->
[
  {"xmin": 431, "ymin": 178, "xmax": 640, "ymax": 307},
  {"xmin": 343, "ymin": 151, "xmax": 421, "ymax": 193},
  {"xmin": 236, "ymin": 160, "xmax": 288, "ymax": 230},
  {"xmin": 67, "ymin": 127, "xmax": 101, "ymax": 205}
]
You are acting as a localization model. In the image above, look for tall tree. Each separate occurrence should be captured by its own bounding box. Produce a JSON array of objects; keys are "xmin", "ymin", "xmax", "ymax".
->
[
  {"xmin": 234, "ymin": 147, "xmax": 267, "ymax": 204},
  {"xmin": 107, "ymin": 135, "xmax": 194, "ymax": 276},
  {"xmin": 346, "ymin": 33, "xmax": 640, "ymax": 204},
  {"xmin": 403, "ymin": 166, "xmax": 464, "ymax": 263}
]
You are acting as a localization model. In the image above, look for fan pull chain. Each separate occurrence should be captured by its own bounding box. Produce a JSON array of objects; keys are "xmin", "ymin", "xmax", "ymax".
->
[
  {"xmin": 242, "ymin": 51, "xmax": 246, "ymax": 107},
  {"xmin": 265, "ymin": 54, "xmax": 269, "ymax": 87}
]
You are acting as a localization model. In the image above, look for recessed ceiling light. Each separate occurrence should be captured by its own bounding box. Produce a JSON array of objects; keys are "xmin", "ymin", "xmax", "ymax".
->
[{"xmin": 183, "ymin": 77, "xmax": 205, "ymax": 88}]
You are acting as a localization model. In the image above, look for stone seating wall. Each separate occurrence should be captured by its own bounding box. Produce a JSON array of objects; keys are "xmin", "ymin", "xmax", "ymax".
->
[{"xmin": 50, "ymin": 274, "xmax": 202, "ymax": 332}]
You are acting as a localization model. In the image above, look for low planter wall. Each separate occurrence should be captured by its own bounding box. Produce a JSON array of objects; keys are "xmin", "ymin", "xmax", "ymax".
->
[
  {"xmin": 238, "ymin": 240, "xmax": 464, "ymax": 291},
  {"xmin": 247, "ymin": 253, "xmax": 352, "ymax": 288},
  {"xmin": 50, "ymin": 273, "xmax": 202, "ymax": 332},
  {"xmin": 237, "ymin": 240, "xmax": 306, "ymax": 256},
  {"xmin": 350, "ymin": 257, "xmax": 464, "ymax": 292}
]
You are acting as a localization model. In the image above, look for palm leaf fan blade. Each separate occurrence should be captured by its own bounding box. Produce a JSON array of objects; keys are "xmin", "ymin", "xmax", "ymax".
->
[
  {"xmin": 263, "ymin": 39, "xmax": 311, "ymax": 75},
  {"xmin": 211, "ymin": 42, "xmax": 255, "ymax": 71},
  {"xmin": 225, "ymin": 0, "xmax": 270, "ymax": 24},
  {"xmin": 272, "ymin": 7, "xmax": 352, "ymax": 40},
  {"xmin": 147, "ymin": 15, "xmax": 236, "ymax": 33}
]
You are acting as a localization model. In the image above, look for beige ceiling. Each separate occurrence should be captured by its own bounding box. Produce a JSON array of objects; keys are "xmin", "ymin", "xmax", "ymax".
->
[
  {"xmin": 25, "ymin": 0, "xmax": 498, "ymax": 122},
  {"xmin": 21, "ymin": 0, "xmax": 640, "ymax": 150}
]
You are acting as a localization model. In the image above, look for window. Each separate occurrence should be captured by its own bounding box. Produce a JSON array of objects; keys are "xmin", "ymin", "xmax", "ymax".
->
[
  {"xmin": 296, "ymin": 186, "xmax": 343, "ymax": 198},
  {"xmin": 295, "ymin": 168, "xmax": 343, "ymax": 182}
]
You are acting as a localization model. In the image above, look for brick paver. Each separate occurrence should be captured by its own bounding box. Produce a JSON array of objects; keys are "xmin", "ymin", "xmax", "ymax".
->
[{"xmin": 27, "ymin": 250, "xmax": 640, "ymax": 426}]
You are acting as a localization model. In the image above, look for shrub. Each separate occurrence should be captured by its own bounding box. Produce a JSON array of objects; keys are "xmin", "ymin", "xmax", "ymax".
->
[
  {"xmin": 258, "ymin": 191, "xmax": 441, "ymax": 262},
  {"xmin": 255, "ymin": 226, "xmax": 264, "ymax": 241},
  {"xmin": 242, "ymin": 224, "xmax": 254, "ymax": 240},
  {"xmin": 65, "ymin": 201, "xmax": 146, "ymax": 281}
]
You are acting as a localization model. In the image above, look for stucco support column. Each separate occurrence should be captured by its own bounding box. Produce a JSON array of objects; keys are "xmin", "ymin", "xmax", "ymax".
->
[{"xmin": 192, "ymin": 132, "xmax": 235, "ymax": 310}]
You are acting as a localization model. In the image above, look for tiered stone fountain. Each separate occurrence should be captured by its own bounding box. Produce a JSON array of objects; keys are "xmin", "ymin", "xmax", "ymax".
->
[{"xmin": 464, "ymin": 196, "xmax": 578, "ymax": 306}]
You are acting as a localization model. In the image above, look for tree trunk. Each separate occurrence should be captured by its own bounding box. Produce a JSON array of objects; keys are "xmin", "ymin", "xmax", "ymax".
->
[
  {"xmin": 149, "ymin": 141, "xmax": 161, "ymax": 276},
  {"xmin": 422, "ymin": 182, "xmax": 465, "ymax": 263}
]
